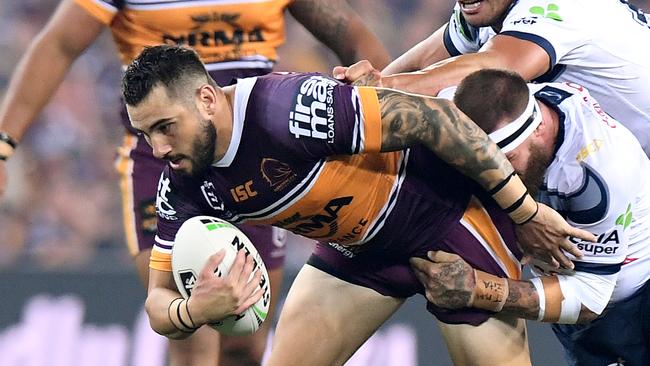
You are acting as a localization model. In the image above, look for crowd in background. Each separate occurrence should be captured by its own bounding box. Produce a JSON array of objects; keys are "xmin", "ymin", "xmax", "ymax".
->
[{"xmin": 1, "ymin": 0, "xmax": 648, "ymax": 270}]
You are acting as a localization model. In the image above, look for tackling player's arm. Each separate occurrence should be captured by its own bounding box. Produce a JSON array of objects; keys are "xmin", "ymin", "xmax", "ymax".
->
[
  {"xmin": 411, "ymin": 251, "xmax": 608, "ymax": 324},
  {"xmin": 288, "ymin": 0, "xmax": 390, "ymax": 69},
  {"xmin": 382, "ymin": 35, "xmax": 549, "ymax": 96},
  {"xmin": 145, "ymin": 250, "xmax": 262, "ymax": 339},
  {"xmin": 371, "ymin": 87, "xmax": 595, "ymax": 266}
]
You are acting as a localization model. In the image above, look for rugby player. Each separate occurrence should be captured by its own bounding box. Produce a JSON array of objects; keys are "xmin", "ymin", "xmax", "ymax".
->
[
  {"xmin": 338, "ymin": 0, "xmax": 650, "ymax": 157},
  {"xmin": 0, "ymin": 0, "xmax": 389, "ymax": 365},
  {"xmin": 123, "ymin": 45, "xmax": 595, "ymax": 366},
  {"xmin": 412, "ymin": 69, "xmax": 650, "ymax": 366}
]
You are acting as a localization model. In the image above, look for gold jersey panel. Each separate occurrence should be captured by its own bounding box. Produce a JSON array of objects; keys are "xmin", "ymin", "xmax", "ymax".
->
[{"xmin": 74, "ymin": 0, "xmax": 292, "ymax": 66}]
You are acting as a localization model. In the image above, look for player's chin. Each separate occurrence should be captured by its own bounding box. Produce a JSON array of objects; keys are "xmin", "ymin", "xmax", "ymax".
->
[
  {"xmin": 169, "ymin": 160, "xmax": 193, "ymax": 175},
  {"xmin": 460, "ymin": 13, "xmax": 494, "ymax": 27}
]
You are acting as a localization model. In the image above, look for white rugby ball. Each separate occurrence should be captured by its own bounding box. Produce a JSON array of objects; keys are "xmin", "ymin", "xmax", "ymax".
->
[{"xmin": 171, "ymin": 216, "xmax": 271, "ymax": 336}]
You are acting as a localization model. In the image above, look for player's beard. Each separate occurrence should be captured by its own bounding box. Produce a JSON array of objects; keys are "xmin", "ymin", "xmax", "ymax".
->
[
  {"xmin": 186, "ymin": 118, "xmax": 217, "ymax": 179},
  {"xmin": 520, "ymin": 143, "xmax": 551, "ymax": 197}
]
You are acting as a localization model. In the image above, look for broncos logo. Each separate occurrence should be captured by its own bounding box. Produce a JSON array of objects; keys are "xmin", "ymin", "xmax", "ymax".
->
[{"xmin": 260, "ymin": 158, "xmax": 297, "ymax": 192}]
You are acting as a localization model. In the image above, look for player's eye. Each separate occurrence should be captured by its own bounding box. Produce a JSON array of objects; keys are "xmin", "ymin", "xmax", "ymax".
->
[{"xmin": 158, "ymin": 122, "xmax": 174, "ymax": 134}]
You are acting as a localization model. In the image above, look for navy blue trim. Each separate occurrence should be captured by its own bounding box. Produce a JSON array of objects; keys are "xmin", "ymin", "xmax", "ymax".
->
[
  {"xmin": 534, "ymin": 64, "xmax": 566, "ymax": 83},
  {"xmin": 573, "ymin": 261, "xmax": 622, "ymax": 275},
  {"xmin": 443, "ymin": 24, "xmax": 462, "ymax": 57},
  {"xmin": 500, "ymin": 31, "xmax": 556, "ymax": 68},
  {"xmin": 565, "ymin": 164, "xmax": 609, "ymax": 224},
  {"xmin": 155, "ymin": 241, "xmax": 173, "ymax": 250}
]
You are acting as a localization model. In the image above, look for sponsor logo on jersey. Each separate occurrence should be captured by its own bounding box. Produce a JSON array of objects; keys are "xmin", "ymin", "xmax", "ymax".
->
[
  {"xmin": 162, "ymin": 12, "xmax": 265, "ymax": 50},
  {"xmin": 288, "ymin": 76, "xmax": 337, "ymax": 143},
  {"xmin": 273, "ymin": 196, "xmax": 353, "ymax": 238},
  {"xmin": 569, "ymin": 228, "xmax": 621, "ymax": 255},
  {"xmin": 615, "ymin": 203, "xmax": 633, "ymax": 230},
  {"xmin": 529, "ymin": 3, "xmax": 563, "ymax": 21},
  {"xmin": 156, "ymin": 176, "xmax": 178, "ymax": 220},
  {"xmin": 260, "ymin": 158, "xmax": 297, "ymax": 192},
  {"xmin": 512, "ymin": 16, "xmax": 538, "ymax": 26},
  {"xmin": 334, "ymin": 217, "xmax": 369, "ymax": 243},
  {"xmin": 230, "ymin": 180, "xmax": 257, "ymax": 202},
  {"xmin": 564, "ymin": 83, "xmax": 617, "ymax": 128},
  {"xmin": 201, "ymin": 181, "xmax": 235, "ymax": 219},
  {"xmin": 576, "ymin": 139, "xmax": 604, "ymax": 162},
  {"xmin": 326, "ymin": 242, "xmax": 359, "ymax": 258}
]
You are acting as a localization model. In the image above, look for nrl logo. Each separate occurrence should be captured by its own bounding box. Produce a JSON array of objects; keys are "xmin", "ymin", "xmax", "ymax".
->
[{"xmin": 201, "ymin": 181, "xmax": 234, "ymax": 219}]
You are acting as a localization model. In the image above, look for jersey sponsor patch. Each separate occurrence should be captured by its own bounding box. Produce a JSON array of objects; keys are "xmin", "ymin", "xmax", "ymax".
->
[
  {"xmin": 288, "ymin": 76, "xmax": 337, "ymax": 143},
  {"xmin": 570, "ymin": 227, "xmax": 622, "ymax": 256}
]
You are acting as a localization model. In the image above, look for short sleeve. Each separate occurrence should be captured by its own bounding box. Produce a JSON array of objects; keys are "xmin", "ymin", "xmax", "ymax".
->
[
  {"xmin": 499, "ymin": 0, "xmax": 588, "ymax": 68},
  {"xmin": 73, "ymin": 0, "xmax": 120, "ymax": 25},
  {"xmin": 151, "ymin": 169, "xmax": 203, "ymax": 272}
]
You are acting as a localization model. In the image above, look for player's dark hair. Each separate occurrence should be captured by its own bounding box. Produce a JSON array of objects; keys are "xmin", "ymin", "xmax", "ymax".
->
[
  {"xmin": 122, "ymin": 45, "xmax": 212, "ymax": 106},
  {"xmin": 453, "ymin": 69, "xmax": 530, "ymax": 133}
]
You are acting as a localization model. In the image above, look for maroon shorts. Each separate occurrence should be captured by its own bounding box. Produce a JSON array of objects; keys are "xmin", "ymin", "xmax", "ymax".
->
[
  {"xmin": 307, "ymin": 195, "xmax": 523, "ymax": 326},
  {"xmin": 114, "ymin": 132, "xmax": 286, "ymax": 269}
]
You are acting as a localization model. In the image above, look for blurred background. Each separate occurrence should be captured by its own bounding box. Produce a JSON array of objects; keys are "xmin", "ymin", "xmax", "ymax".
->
[{"xmin": 1, "ymin": 1, "xmax": 648, "ymax": 365}]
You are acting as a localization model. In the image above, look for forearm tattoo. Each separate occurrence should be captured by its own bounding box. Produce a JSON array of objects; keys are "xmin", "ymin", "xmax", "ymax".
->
[
  {"xmin": 376, "ymin": 89, "xmax": 514, "ymax": 190},
  {"xmin": 290, "ymin": 0, "xmax": 353, "ymax": 63},
  {"xmin": 502, "ymin": 280, "xmax": 541, "ymax": 320}
]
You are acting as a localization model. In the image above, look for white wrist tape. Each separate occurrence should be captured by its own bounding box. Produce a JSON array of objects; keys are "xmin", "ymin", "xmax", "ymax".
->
[
  {"xmin": 557, "ymin": 276, "xmax": 582, "ymax": 324},
  {"xmin": 530, "ymin": 275, "xmax": 583, "ymax": 324}
]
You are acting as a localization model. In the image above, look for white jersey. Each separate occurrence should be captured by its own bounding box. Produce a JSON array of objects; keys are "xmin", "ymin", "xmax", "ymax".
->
[
  {"xmin": 530, "ymin": 82, "xmax": 650, "ymax": 304},
  {"xmin": 444, "ymin": 0, "xmax": 650, "ymax": 155}
]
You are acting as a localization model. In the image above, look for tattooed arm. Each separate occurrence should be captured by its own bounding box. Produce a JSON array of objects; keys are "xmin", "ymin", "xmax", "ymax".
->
[
  {"xmin": 289, "ymin": 0, "xmax": 390, "ymax": 68},
  {"xmin": 376, "ymin": 88, "xmax": 512, "ymax": 191},
  {"xmin": 375, "ymin": 88, "xmax": 596, "ymax": 268},
  {"xmin": 410, "ymin": 251, "xmax": 599, "ymax": 324}
]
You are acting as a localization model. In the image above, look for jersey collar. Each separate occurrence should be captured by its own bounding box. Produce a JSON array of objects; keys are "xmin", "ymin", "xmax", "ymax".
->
[{"xmin": 212, "ymin": 77, "xmax": 258, "ymax": 167}]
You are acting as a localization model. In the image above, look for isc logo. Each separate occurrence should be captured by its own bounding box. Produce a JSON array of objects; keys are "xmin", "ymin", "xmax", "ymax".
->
[
  {"xmin": 230, "ymin": 180, "xmax": 257, "ymax": 202},
  {"xmin": 289, "ymin": 76, "xmax": 336, "ymax": 143}
]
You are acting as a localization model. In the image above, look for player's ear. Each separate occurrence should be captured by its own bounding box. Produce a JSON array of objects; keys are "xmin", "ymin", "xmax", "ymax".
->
[{"xmin": 197, "ymin": 84, "xmax": 218, "ymax": 115}]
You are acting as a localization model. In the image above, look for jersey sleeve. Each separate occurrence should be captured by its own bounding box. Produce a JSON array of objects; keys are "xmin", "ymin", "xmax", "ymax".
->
[
  {"xmin": 248, "ymin": 73, "xmax": 384, "ymax": 158},
  {"xmin": 151, "ymin": 169, "xmax": 203, "ymax": 272},
  {"xmin": 73, "ymin": 0, "xmax": 120, "ymax": 25},
  {"xmin": 499, "ymin": 0, "xmax": 588, "ymax": 71}
]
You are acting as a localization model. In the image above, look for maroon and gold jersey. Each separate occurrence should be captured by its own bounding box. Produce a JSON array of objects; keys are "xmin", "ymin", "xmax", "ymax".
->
[
  {"xmin": 74, "ymin": 0, "xmax": 291, "ymax": 68},
  {"xmin": 151, "ymin": 72, "xmax": 482, "ymax": 271}
]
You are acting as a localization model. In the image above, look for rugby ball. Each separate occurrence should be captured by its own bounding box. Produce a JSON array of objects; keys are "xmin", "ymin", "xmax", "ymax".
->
[{"xmin": 171, "ymin": 216, "xmax": 271, "ymax": 336}]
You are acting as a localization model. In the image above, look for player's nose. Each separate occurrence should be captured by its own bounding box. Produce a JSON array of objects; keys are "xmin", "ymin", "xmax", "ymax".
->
[{"xmin": 151, "ymin": 137, "xmax": 172, "ymax": 159}]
